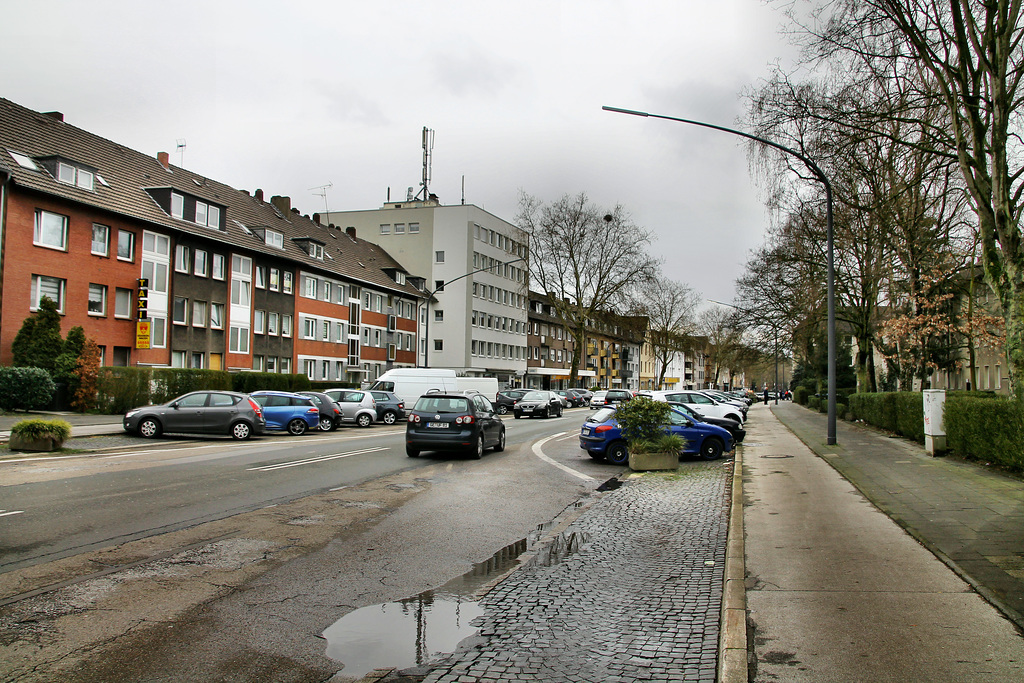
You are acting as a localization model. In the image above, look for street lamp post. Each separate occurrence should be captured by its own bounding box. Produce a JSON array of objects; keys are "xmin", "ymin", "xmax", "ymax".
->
[
  {"xmin": 418, "ymin": 256, "xmax": 527, "ymax": 369},
  {"xmin": 604, "ymin": 105, "xmax": 837, "ymax": 444}
]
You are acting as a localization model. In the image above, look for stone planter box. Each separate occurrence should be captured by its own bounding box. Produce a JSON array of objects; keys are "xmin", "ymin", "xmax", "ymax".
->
[
  {"xmin": 628, "ymin": 451, "xmax": 678, "ymax": 471},
  {"xmin": 8, "ymin": 433, "xmax": 65, "ymax": 452}
]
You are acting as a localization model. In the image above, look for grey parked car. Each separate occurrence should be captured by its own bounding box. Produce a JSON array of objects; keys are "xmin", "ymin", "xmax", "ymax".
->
[
  {"xmin": 297, "ymin": 390, "xmax": 344, "ymax": 431},
  {"xmin": 324, "ymin": 388, "xmax": 378, "ymax": 427},
  {"xmin": 369, "ymin": 390, "xmax": 406, "ymax": 425},
  {"xmin": 123, "ymin": 391, "xmax": 265, "ymax": 440}
]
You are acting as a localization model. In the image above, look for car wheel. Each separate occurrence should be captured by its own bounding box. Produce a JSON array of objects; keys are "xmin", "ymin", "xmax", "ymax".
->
[
  {"xmin": 726, "ymin": 413, "xmax": 742, "ymax": 423},
  {"xmin": 605, "ymin": 442, "xmax": 629, "ymax": 466},
  {"xmin": 138, "ymin": 417, "xmax": 161, "ymax": 439},
  {"xmin": 357, "ymin": 413, "xmax": 373, "ymax": 427},
  {"xmin": 406, "ymin": 445, "xmax": 420, "ymax": 458},
  {"xmin": 498, "ymin": 404, "xmax": 509, "ymax": 415},
  {"xmin": 231, "ymin": 421, "xmax": 253, "ymax": 440},
  {"xmin": 318, "ymin": 416, "xmax": 335, "ymax": 431},
  {"xmin": 493, "ymin": 428, "xmax": 506, "ymax": 452},
  {"xmin": 382, "ymin": 411, "xmax": 397, "ymax": 425},
  {"xmin": 700, "ymin": 437, "xmax": 724, "ymax": 461},
  {"xmin": 288, "ymin": 418, "xmax": 307, "ymax": 436},
  {"xmin": 471, "ymin": 434, "xmax": 485, "ymax": 459}
]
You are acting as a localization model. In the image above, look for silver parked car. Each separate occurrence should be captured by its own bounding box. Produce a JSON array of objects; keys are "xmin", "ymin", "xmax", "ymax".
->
[
  {"xmin": 324, "ymin": 388, "xmax": 378, "ymax": 427},
  {"xmin": 123, "ymin": 391, "xmax": 265, "ymax": 440}
]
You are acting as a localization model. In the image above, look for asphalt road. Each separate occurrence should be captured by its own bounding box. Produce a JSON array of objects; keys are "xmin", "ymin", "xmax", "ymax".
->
[
  {"xmin": 1, "ymin": 405, "xmax": 624, "ymax": 682},
  {"xmin": 0, "ymin": 408, "xmax": 600, "ymax": 574}
]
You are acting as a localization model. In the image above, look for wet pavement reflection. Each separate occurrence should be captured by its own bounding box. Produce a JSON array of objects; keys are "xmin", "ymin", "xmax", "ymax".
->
[{"xmin": 323, "ymin": 524, "xmax": 590, "ymax": 678}]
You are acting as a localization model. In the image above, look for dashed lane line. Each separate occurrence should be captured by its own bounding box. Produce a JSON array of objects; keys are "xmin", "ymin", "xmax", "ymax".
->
[{"xmin": 0, "ymin": 510, "xmax": 25, "ymax": 518}]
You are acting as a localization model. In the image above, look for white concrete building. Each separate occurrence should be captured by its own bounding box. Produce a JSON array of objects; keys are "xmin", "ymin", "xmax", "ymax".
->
[{"xmin": 324, "ymin": 200, "xmax": 529, "ymax": 384}]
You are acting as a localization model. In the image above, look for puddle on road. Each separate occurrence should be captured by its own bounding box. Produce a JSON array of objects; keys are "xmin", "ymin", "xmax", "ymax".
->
[{"xmin": 324, "ymin": 524, "xmax": 591, "ymax": 677}]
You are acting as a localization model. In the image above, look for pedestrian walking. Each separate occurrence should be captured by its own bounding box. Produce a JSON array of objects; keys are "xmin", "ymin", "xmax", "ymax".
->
[{"xmin": 763, "ymin": 388, "xmax": 769, "ymax": 405}]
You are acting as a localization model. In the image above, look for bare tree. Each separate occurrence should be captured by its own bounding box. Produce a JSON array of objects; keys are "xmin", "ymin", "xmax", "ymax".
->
[
  {"xmin": 634, "ymin": 276, "xmax": 701, "ymax": 388},
  {"xmin": 517, "ymin": 192, "xmax": 660, "ymax": 386}
]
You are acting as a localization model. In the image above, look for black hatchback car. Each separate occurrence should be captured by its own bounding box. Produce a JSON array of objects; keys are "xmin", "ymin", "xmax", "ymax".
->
[{"xmin": 406, "ymin": 391, "xmax": 505, "ymax": 459}]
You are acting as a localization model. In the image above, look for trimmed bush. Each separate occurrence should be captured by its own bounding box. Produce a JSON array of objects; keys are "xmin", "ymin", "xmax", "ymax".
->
[
  {"xmin": 848, "ymin": 391, "xmax": 924, "ymax": 443},
  {"xmin": 794, "ymin": 386, "xmax": 810, "ymax": 405},
  {"xmin": 96, "ymin": 367, "xmax": 152, "ymax": 414},
  {"xmin": 231, "ymin": 372, "xmax": 311, "ymax": 394},
  {"xmin": 11, "ymin": 418, "xmax": 71, "ymax": 441},
  {"xmin": 0, "ymin": 366, "xmax": 57, "ymax": 411},
  {"xmin": 308, "ymin": 380, "xmax": 358, "ymax": 391},
  {"xmin": 807, "ymin": 396, "xmax": 820, "ymax": 411},
  {"xmin": 945, "ymin": 396, "xmax": 1024, "ymax": 473},
  {"xmin": 151, "ymin": 369, "xmax": 232, "ymax": 404}
]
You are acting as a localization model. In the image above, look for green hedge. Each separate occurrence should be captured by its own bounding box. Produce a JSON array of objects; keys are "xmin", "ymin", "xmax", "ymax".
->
[
  {"xmin": 794, "ymin": 387, "xmax": 810, "ymax": 405},
  {"xmin": 308, "ymin": 380, "xmax": 359, "ymax": 391},
  {"xmin": 807, "ymin": 395, "xmax": 820, "ymax": 411},
  {"xmin": 945, "ymin": 396, "xmax": 1024, "ymax": 473},
  {"xmin": 848, "ymin": 392, "xmax": 924, "ymax": 443},
  {"xmin": 0, "ymin": 366, "xmax": 56, "ymax": 411},
  {"xmin": 96, "ymin": 368, "xmax": 315, "ymax": 413}
]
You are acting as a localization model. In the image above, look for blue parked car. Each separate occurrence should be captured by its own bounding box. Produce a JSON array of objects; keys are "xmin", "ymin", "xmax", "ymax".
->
[
  {"xmin": 579, "ymin": 405, "xmax": 734, "ymax": 466},
  {"xmin": 249, "ymin": 390, "xmax": 320, "ymax": 435}
]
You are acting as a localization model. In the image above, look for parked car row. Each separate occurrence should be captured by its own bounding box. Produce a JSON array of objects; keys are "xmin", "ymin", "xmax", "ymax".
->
[{"xmin": 123, "ymin": 387, "xmax": 407, "ymax": 440}]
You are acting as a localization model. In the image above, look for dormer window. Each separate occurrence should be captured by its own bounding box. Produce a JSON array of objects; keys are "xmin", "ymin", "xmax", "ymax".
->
[
  {"xmin": 292, "ymin": 236, "xmax": 326, "ymax": 260},
  {"xmin": 57, "ymin": 161, "xmax": 94, "ymax": 190},
  {"xmin": 266, "ymin": 230, "xmax": 284, "ymax": 249},
  {"xmin": 310, "ymin": 243, "xmax": 325, "ymax": 259},
  {"xmin": 149, "ymin": 188, "xmax": 224, "ymax": 230}
]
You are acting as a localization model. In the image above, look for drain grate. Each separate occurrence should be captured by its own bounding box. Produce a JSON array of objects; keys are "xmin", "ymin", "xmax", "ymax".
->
[{"xmin": 760, "ymin": 454, "xmax": 794, "ymax": 459}]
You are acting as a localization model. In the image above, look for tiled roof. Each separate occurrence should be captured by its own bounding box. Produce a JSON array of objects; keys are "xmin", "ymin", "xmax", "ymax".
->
[{"xmin": 0, "ymin": 97, "xmax": 424, "ymax": 299}]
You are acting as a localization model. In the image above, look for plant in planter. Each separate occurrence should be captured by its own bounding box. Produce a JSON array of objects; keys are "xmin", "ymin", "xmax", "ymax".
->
[
  {"xmin": 614, "ymin": 397, "xmax": 686, "ymax": 470},
  {"xmin": 8, "ymin": 418, "xmax": 72, "ymax": 452}
]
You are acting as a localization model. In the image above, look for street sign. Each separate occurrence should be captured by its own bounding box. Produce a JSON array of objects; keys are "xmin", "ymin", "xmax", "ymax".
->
[
  {"xmin": 136, "ymin": 321, "xmax": 151, "ymax": 349},
  {"xmin": 137, "ymin": 277, "xmax": 149, "ymax": 320}
]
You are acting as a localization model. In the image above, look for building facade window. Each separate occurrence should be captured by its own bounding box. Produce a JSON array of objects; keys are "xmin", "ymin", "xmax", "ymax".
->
[
  {"xmin": 91, "ymin": 224, "xmax": 110, "ymax": 256},
  {"xmin": 212, "ymin": 253, "xmax": 226, "ymax": 280},
  {"xmin": 210, "ymin": 303, "xmax": 224, "ymax": 329},
  {"xmin": 88, "ymin": 283, "xmax": 107, "ymax": 316},
  {"xmin": 117, "ymin": 229, "xmax": 135, "ymax": 261},
  {"xmin": 115, "ymin": 287, "xmax": 132, "ymax": 318},
  {"xmin": 172, "ymin": 296, "xmax": 188, "ymax": 324},
  {"xmin": 31, "ymin": 274, "xmax": 65, "ymax": 312},
  {"xmin": 34, "ymin": 210, "xmax": 68, "ymax": 250},
  {"xmin": 192, "ymin": 300, "xmax": 207, "ymax": 327},
  {"xmin": 175, "ymin": 244, "xmax": 190, "ymax": 273},
  {"xmin": 194, "ymin": 249, "xmax": 208, "ymax": 276},
  {"xmin": 229, "ymin": 326, "xmax": 250, "ymax": 354}
]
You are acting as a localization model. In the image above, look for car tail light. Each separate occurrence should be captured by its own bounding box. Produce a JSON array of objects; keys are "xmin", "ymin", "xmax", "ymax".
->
[
  {"xmin": 307, "ymin": 407, "xmax": 318, "ymax": 414},
  {"xmin": 409, "ymin": 414, "xmax": 421, "ymax": 423},
  {"xmin": 398, "ymin": 402, "xmax": 404, "ymax": 409},
  {"xmin": 455, "ymin": 415, "xmax": 475, "ymax": 424},
  {"xmin": 248, "ymin": 398, "xmax": 263, "ymax": 418},
  {"xmin": 594, "ymin": 425, "xmax": 614, "ymax": 433},
  {"xmin": 334, "ymin": 407, "xmax": 342, "ymax": 416}
]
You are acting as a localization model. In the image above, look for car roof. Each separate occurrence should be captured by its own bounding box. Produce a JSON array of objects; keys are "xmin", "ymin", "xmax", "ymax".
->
[{"xmin": 251, "ymin": 389, "xmax": 303, "ymax": 396}]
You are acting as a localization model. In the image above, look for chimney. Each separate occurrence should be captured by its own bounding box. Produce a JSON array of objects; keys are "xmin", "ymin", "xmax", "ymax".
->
[
  {"xmin": 270, "ymin": 195, "xmax": 291, "ymax": 214},
  {"xmin": 312, "ymin": 212, "xmax": 321, "ymax": 225},
  {"xmin": 157, "ymin": 151, "xmax": 170, "ymax": 169},
  {"xmin": 346, "ymin": 226, "xmax": 357, "ymax": 239},
  {"xmin": 255, "ymin": 188, "xmax": 264, "ymax": 202},
  {"xmin": 42, "ymin": 111, "xmax": 64, "ymax": 122}
]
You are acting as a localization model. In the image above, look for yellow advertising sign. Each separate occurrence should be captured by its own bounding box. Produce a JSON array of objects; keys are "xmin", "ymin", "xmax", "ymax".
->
[{"xmin": 136, "ymin": 321, "xmax": 151, "ymax": 349}]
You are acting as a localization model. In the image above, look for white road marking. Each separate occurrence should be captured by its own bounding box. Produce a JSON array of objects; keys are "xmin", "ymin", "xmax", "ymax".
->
[
  {"xmin": 0, "ymin": 510, "xmax": 25, "ymax": 518},
  {"xmin": 532, "ymin": 433, "xmax": 595, "ymax": 482},
  {"xmin": 247, "ymin": 446, "xmax": 389, "ymax": 472}
]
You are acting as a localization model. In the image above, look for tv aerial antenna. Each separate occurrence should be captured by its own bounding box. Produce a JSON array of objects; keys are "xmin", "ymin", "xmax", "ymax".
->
[
  {"xmin": 309, "ymin": 182, "xmax": 333, "ymax": 220},
  {"xmin": 175, "ymin": 139, "xmax": 186, "ymax": 167},
  {"xmin": 415, "ymin": 127, "xmax": 434, "ymax": 201}
]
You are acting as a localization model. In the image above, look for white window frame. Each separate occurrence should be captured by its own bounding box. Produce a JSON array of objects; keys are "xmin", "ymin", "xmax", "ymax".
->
[
  {"xmin": 115, "ymin": 287, "xmax": 132, "ymax": 319},
  {"xmin": 229, "ymin": 325, "xmax": 250, "ymax": 354},
  {"xmin": 175, "ymin": 244, "xmax": 190, "ymax": 273},
  {"xmin": 117, "ymin": 229, "xmax": 135, "ymax": 261},
  {"xmin": 192, "ymin": 300, "xmax": 207, "ymax": 327},
  {"xmin": 91, "ymin": 224, "xmax": 110, "ymax": 256},
  {"xmin": 212, "ymin": 254, "xmax": 227, "ymax": 280},
  {"xmin": 33, "ymin": 210, "xmax": 68, "ymax": 250},
  {"xmin": 171, "ymin": 192, "xmax": 184, "ymax": 219},
  {"xmin": 194, "ymin": 249, "xmax": 208, "ymax": 276},
  {"xmin": 88, "ymin": 283, "xmax": 106, "ymax": 316}
]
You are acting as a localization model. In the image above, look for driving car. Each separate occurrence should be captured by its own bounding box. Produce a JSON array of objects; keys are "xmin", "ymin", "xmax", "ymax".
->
[
  {"xmin": 123, "ymin": 390, "xmax": 265, "ymax": 440},
  {"xmin": 249, "ymin": 390, "xmax": 320, "ymax": 435},
  {"xmin": 579, "ymin": 405, "xmax": 734, "ymax": 465},
  {"xmin": 297, "ymin": 390, "xmax": 344, "ymax": 431},
  {"xmin": 648, "ymin": 390, "xmax": 746, "ymax": 424},
  {"xmin": 494, "ymin": 388, "xmax": 530, "ymax": 415},
  {"xmin": 513, "ymin": 390, "xmax": 564, "ymax": 419},
  {"xmin": 323, "ymin": 388, "xmax": 378, "ymax": 427},
  {"xmin": 369, "ymin": 390, "xmax": 406, "ymax": 425},
  {"xmin": 406, "ymin": 391, "xmax": 505, "ymax": 459}
]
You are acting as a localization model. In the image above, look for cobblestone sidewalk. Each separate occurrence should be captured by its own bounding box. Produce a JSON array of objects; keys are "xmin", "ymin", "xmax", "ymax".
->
[{"xmin": 420, "ymin": 460, "xmax": 733, "ymax": 683}]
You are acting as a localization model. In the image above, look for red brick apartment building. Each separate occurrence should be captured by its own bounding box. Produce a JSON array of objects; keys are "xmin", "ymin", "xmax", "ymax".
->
[{"xmin": 0, "ymin": 99, "xmax": 423, "ymax": 381}]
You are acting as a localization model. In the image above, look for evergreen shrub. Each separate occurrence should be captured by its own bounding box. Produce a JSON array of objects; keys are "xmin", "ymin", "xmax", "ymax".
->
[
  {"xmin": 0, "ymin": 366, "xmax": 57, "ymax": 411},
  {"xmin": 96, "ymin": 367, "xmax": 152, "ymax": 414},
  {"xmin": 945, "ymin": 396, "xmax": 1024, "ymax": 474},
  {"xmin": 794, "ymin": 387, "xmax": 810, "ymax": 405},
  {"xmin": 11, "ymin": 418, "xmax": 71, "ymax": 441},
  {"xmin": 151, "ymin": 369, "xmax": 232, "ymax": 403}
]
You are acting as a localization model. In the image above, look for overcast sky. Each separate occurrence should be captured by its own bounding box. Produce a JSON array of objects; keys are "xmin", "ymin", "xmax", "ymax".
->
[{"xmin": 1, "ymin": 0, "xmax": 799, "ymax": 306}]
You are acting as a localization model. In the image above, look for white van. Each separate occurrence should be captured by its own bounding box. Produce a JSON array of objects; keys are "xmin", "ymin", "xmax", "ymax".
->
[{"xmin": 367, "ymin": 369, "xmax": 499, "ymax": 407}]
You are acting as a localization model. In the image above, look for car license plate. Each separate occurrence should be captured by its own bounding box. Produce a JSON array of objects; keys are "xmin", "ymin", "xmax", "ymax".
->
[
  {"xmin": 582, "ymin": 427, "xmax": 591, "ymax": 435},
  {"xmin": 522, "ymin": 407, "xmax": 533, "ymax": 411},
  {"xmin": 427, "ymin": 422, "xmax": 447, "ymax": 428}
]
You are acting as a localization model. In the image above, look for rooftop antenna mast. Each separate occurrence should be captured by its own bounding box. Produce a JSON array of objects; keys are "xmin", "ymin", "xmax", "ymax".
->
[
  {"xmin": 415, "ymin": 127, "xmax": 434, "ymax": 201},
  {"xmin": 309, "ymin": 182, "xmax": 333, "ymax": 223},
  {"xmin": 175, "ymin": 139, "xmax": 186, "ymax": 167}
]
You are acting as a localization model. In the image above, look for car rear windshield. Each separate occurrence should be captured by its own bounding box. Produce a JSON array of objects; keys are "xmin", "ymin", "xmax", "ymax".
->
[
  {"xmin": 589, "ymin": 408, "xmax": 617, "ymax": 422},
  {"xmin": 413, "ymin": 396, "xmax": 471, "ymax": 413}
]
